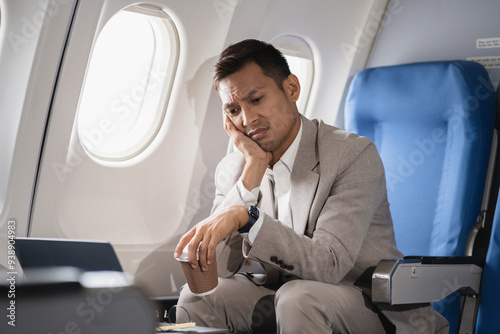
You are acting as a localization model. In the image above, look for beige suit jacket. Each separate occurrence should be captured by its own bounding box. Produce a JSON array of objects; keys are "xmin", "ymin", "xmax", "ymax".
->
[
  {"xmin": 212, "ymin": 116, "xmax": 449, "ymax": 333},
  {"xmin": 214, "ymin": 116, "xmax": 402, "ymax": 285}
]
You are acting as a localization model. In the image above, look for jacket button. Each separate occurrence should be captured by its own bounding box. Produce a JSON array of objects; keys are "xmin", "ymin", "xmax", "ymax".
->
[
  {"xmin": 270, "ymin": 256, "xmax": 278, "ymax": 262},
  {"xmin": 276, "ymin": 260, "xmax": 283, "ymax": 265},
  {"xmin": 280, "ymin": 263, "xmax": 287, "ymax": 269},
  {"xmin": 287, "ymin": 265, "xmax": 294, "ymax": 270}
]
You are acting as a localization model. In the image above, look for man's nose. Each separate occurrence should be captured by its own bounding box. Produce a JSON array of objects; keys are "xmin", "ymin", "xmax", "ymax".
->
[{"xmin": 241, "ymin": 107, "xmax": 258, "ymax": 127}]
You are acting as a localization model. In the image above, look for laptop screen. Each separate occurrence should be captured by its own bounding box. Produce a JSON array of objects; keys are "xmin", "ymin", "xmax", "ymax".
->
[{"xmin": 15, "ymin": 237, "xmax": 123, "ymax": 272}]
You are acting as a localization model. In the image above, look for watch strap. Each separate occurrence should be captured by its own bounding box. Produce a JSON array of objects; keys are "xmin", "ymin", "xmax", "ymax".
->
[{"xmin": 238, "ymin": 205, "xmax": 259, "ymax": 233}]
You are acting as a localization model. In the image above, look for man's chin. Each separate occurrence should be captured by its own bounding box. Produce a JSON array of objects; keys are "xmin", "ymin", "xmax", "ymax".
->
[{"xmin": 257, "ymin": 142, "xmax": 276, "ymax": 153}]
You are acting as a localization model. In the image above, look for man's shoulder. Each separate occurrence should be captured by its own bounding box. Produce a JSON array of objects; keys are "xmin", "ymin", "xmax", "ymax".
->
[
  {"xmin": 306, "ymin": 117, "xmax": 373, "ymax": 149},
  {"xmin": 306, "ymin": 118, "xmax": 384, "ymax": 177}
]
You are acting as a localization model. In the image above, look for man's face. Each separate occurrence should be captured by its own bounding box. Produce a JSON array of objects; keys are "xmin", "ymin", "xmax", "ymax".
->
[{"xmin": 218, "ymin": 62, "xmax": 301, "ymax": 156}]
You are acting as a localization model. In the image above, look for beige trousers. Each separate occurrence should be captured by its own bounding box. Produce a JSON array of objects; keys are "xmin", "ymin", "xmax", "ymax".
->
[{"xmin": 177, "ymin": 274, "xmax": 392, "ymax": 333}]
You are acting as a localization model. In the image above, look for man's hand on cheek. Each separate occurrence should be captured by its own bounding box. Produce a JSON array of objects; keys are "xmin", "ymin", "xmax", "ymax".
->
[
  {"xmin": 223, "ymin": 114, "xmax": 271, "ymax": 162},
  {"xmin": 224, "ymin": 114, "xmax": 272, "ymax": 191}
]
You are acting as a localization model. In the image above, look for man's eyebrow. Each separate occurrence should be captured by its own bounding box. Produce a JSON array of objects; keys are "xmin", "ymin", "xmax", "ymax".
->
[
  {"xmin": 241, "ymin": 88, "xmax": 260, "ymax": 101},
  {"xmin": 223, "ymin": 88, "xmax": 260, "ymax": 110}
]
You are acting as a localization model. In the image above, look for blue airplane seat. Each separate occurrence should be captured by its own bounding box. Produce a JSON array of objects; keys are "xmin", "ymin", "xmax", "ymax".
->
[
  {"xmin": 475, "ymin": 198, "xmax": 500, "ymax": 333},
  {"xmin": 474, "ymin": 86, "xmax": 500, "ymax": 334},
  {"xmin": 344, "ymin": 60, "xmax": 496, "ymax": 333}
]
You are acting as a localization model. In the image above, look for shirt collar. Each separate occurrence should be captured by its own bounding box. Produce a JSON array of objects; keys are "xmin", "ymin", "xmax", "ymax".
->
[{"xmin": 276, "ymin": 118, "xmax": 303, "ymax": 173}]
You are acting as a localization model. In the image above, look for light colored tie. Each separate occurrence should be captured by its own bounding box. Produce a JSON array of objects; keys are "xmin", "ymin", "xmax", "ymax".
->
[
  {"xmin": 266, "ymin": 169, "xmax": 278, "ymax": 219},
  {"xmin": 268, "ymin": 165, "xmax": 294, "ymax": 229},
  {"xmin": 262, "ymin": 168, "xmax": 281, "ymax": 284}
]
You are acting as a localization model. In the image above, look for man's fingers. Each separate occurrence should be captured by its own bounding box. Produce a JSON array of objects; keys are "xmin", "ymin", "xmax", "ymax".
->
[
  {"xmin": 197, "ymin": 234, "xmax": 212, "ymax": 272},
  {"xmin": 223, "ymin": 114, "xmax": 260, "ymax": 157},
  {"xmin": 224, "ymin": 114, "xmax": 242, "ymax": 142},
  {"xmin": 174, "ymin": 229, "xmax": 195, "ymax": 258},
  {"xmin": 175, "ymin": 205, "xmax": 243, "ymax": 271},
  {"xmin": 223, "ymin": 113, "xmax": 234, "ymax": 133},
  {"xmin": 187, "ymin": 231, "xmax": 203, "ymax": 269},
  {"xmin": 206, "ymin": 239, "xmax": 217, "ymax": 267}
]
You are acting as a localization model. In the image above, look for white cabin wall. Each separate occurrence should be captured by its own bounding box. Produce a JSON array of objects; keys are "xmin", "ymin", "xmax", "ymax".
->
[
  {"xmin": 0, "ymin": 0, "xmax": 77, "ymax": 264},
  {"xmin": 367, "ymin": 0, "xmax": 500, "ymax": 88}
]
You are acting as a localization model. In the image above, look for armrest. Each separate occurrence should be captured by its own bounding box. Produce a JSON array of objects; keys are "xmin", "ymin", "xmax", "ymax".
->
[{"xmin": 372, "ymin": 257, "xmax": 483, "ymax": 305}]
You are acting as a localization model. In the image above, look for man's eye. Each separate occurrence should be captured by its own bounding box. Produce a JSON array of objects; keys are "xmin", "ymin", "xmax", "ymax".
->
[
  {"xmin": 251, "ymin": 97, "xmax": 262, "ymax": 104},
  {"xmin": 226, "ymin": 108, "xmax": 240, "ymax": 116}
]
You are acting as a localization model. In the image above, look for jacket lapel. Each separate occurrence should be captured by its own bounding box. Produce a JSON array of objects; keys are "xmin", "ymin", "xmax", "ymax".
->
[{"xmin": 291, "ymin": 117, "xmax": 320, "ymax": 235}]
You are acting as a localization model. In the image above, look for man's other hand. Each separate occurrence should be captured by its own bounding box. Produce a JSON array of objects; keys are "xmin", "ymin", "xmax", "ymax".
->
[{"xmin": 174, "ymin": 204, "xmax": 249, "ymax": 271}]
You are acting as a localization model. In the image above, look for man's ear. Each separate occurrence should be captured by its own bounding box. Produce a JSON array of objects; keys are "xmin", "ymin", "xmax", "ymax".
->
[{"xmin": 283, "ymin": 74, "xmax": 301, "ymax": 103}]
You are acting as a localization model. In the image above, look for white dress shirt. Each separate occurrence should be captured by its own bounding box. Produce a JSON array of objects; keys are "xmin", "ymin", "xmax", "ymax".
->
[{"xmin": 235, "ymin": 119, "xmax": 303, "ymax": 243}]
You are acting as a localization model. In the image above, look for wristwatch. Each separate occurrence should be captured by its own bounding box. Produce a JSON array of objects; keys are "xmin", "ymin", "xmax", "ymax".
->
[{"xmin": 238, "ymin": 205, "xmax": 259, "ymax": 233}]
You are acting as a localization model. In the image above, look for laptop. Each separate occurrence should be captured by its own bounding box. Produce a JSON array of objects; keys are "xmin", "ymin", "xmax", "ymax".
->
[
  {"xmin": 14, "ymin": 237, "xmax": 123, "ymax": 273},
  {"xmin": 13, "ymin": 238, "xmax": 230, "ymax": 333}
]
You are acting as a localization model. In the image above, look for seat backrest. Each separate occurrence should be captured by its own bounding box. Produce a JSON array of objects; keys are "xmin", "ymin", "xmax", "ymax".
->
[
  {"xmin": 474, "ymin": 87, "xmax": 500, "ymax": 334},
  {"xmin": 344, "ymin": 60, "xmax": 496, "ymax": 333},
  {"xmin": 345, "ymin": 60, "xmax": 495, "ymax": 257}
]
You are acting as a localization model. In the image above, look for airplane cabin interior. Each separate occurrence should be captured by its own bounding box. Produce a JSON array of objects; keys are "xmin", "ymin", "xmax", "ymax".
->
[{"xmin": 1, "ymin": 0, "xmax": 500, "ymax": 333}]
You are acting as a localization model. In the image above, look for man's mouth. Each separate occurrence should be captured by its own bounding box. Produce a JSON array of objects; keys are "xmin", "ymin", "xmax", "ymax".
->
[{"xmin": 247, "ymin": 127, "xmax": 268, "ymax": 140}]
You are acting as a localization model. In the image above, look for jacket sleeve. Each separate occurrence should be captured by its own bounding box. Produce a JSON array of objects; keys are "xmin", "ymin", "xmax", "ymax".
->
[{"xmin": 211, "ymin": 152, "xmax": 250, "ymax": 277}]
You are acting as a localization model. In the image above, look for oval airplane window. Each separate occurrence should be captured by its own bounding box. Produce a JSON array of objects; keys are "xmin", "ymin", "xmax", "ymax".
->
[
  {"xmin": 272, "ymin": 35, "xmax": 315, "ymax": 115},
  {"xmin": 77, "ymin": 7, "xmax": 178, "ymax": 161}
]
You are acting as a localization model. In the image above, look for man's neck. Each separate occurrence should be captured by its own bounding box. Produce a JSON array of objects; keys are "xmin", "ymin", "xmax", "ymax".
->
[{"xmin": 269, "ymin": 116, "xmax": 303, "ymax": 168}]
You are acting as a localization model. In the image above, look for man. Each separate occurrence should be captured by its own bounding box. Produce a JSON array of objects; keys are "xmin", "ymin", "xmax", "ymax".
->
[{"xmin": 174, "ymin": 39, "xmax": 449, "ymax": 333}]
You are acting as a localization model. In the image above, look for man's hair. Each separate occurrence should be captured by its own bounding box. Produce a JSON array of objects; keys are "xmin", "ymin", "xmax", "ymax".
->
[{"xmin": 213, "ymin": 39, "xmax": 291, "ymax": 91}]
